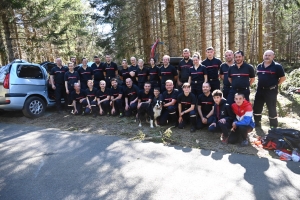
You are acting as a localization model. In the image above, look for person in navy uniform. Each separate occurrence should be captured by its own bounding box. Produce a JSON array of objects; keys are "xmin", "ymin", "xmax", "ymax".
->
[
  {"xmin": 197, "ymin": 82, "xmax": 214, "ymax": 129},
  {"xmin": 220, "ymin": 50, "xmax": 234, "ymax": 99},
  {"xmin": 148, "ymin": 58, "xmax": 160, "ymax": 92},
  {"xmin": 110, "ymin": 78, "xmax": 124, "ymax": 117},
  {"xmin": 177, "ymin": 83, "xmax": 197, "ymax": 132},
  {"xmin": 188, "ymin": 52, "xmax": 207, "ymax": 97},
  {"xmin": 159, "ymin": 55, "xmax": 178, "ymax": 93},
  {"xmin": 91, "ymin": 56, "xmax": 104, "ymax": 90},
  {"xmin": 71, "ymin": 83, "xmax": 86, "ymax": 115},
  {"xmin": 129, "ymin": 57, "xmax": 138, "ymax": 86},
  {"xmin": 137, "ymin": 82, "xmax": 153, "ymax": 126},
  {"xmin": 82, "ymin": 80, "xmax": 98, "ymax": 117},
  {"xmin": 177, "ymin": 49, "xmax": 193, "ymax": 90},
  {"xmin": 227, "ymin": 50, "xmax": 255, "ymax": 105},
  {"xmin": 64, "ymin": 62, "xmax": 80, "ymax": 108},
  {"xmin": 97, "ymin": 80, "xmax": 111, "ymax": 116},
  {"xmin": 201, "ymin": 47, "xmax": 222, "ymax": 92},
  {"xmin": 123, "ymin": 78, "xmax": 139, "ymax": 117},
  {"xmin": 160, "ymin": 80, "xmax": 179, "ymax": 127},
  {"xmin": 103, "ymin": 54, "xmax": 118, "ymax": 88},
  {"xmin": 119, "ymin": 59, "xmax": 131, "ymax": 87},
  {"xmin": 253, "ymin": 50, "xmax": 286, "ymax": 128},
  {"xmin": 136, "ymin": 59, "xmax": 149, "ymax": 90},
  {"xmin": 70, "ymin": 56, "xmax": 78, "ymax": 71},
  {"xmin": 50, "ymin": 57, "xmax": 69, "ymax": 113},
  {"xmin": 77, "ymin": 58, "xmax": 93, "ymax": 90}
]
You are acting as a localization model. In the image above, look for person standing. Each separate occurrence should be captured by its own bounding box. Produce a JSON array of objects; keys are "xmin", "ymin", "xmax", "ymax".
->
[
  {"xmin": 77, "ymin": 58, "xmax": 93, "ymax": 90},
  {"xmin": 177, "ymin": 49, "xmax": 193, "ymax": 90},
  {"xmin": 104, "ymin": 54, "xmax": 118, "ymax": 88},
  {"xmin": 119, "ymin": 59, "xmax": 131, "ymax": 87},
  {"xmin": 227, "ymin": 50, "xmax": 255, "ymax": 105},
  {"xmin": 50, "ymin": 57, "xmax": 68, "ymax": 113},
  {"xmin": 159, "ymin": 55, "xmax": 178, "ymax": 93},
  {"xmin": 129, "ymin": 57, "xmax": 138, "ymax": 86},
  {"xmin": 253, "ymin": 50, "xmax": 286, "ymax": 128},
  {"xmin": 148, "ymin": 58, "xmax": 160, "ymax": 92},
  {"xmin": 201, "ymin": 47, "xmax": 222, "ymax": 92},
  {"xmin": 91, "ymin": 56, "xmax": 104, "ymax": 90},
  {"xmin": 220, "ymin": 50, "xmax": 234, "ymax": 99},
  {"xmin": 188, "ymin": 52, "xmax": 207, "ymax": 97},
  {"xmin": 64, "ymin": 62, "xmax": 80, "ymax": 108},
  {"xmin": 135, "ymin": 59, "xmax": 149, "ymax": 90}
]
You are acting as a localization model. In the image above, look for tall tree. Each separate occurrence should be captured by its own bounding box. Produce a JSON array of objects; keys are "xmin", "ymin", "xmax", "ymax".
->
[
  {"xmin": 228, "ymin": 0, "xmax": 235, "ymax": 51},
  {"xmin": 165, "ymin": 0, "xmax": 179, "ymax": 56},
  {"xmin": 200, "ymin": 0, "xmax": 207, "ymax": 59},
  {"xmin": 211, "ymin": 0, "xmax": 215, "ymax": 48},
  {"xmin": 179, "ymin": 0, "xmax": 187, "ymax": 49}
]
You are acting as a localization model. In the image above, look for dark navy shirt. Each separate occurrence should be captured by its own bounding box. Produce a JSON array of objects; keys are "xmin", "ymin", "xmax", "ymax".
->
[
  {"xmin": 201, "ymin": 57, "xmax": 222, "ymax": 80},
  {"xmin": 162, "ymin": 89, "xmax": 179, "ymax": 104},
  {"xmin": 71, "ymin": 89, "xmax": 86, "ymax": 102},
  {"xmin": 119, "ymin": 67, "xmax": 131, "ymax": 83},
  {"xmin": 228, "ymin": 62, "xmax": 255, "ymax": 88},
  {"xmin": 124, "ymin": 85, "xmax": 139, "ymax": 102},
  {"xmin": 129, "ymin": 65, "xmax": 138, "ymax": 84},
  {"xmin": 189, "ymin": 65, "xmax": 207, "ymax": 84},
  {"xmin": 256, "ymin": 61, "xmax": 285, "ymax": 88},
  {"xmin": 96, "ymin": 88, "xmax": 111, "ymax": 101},
  {"xmin": 178, "ymin": 59, "xmax": 193, "ymax": 82},
  {"xmin": 64, "ymin": 71, "xmax": 80, "ymax": 89},
  {"xmin": 136, "ymin": 67, "xmax": 149, "ymax": 83},
  {"xmin": 91, "ymin": 62, "xmax": 105, "ymax": 81},
  {"xmin": 77, "ymin": 67, "xmax": 93, "ymax": 84},
  {"xmin": 110, "ymin": 85, "xmax": 123, "ymax": 98},
  {"xmin": 177, "ymin": 92, "xmax": 196, "ymax": 111},
  {"xmin": 85, "ymin": 87, "xmax": 97, "ymax": 102},
  {"xmin": 220, "ymin": 63, "xmax": 232, "ymax": 86},
  {"xmin": 149, "ymin": 66, "xmax": 160, "ymax": 84},
  {"xmin": 50, "ymin": 66, "xmax": 68, "ymax": 85},
  {"xmin": 138, "ymin": 90, "xmax": 153, "ymax": 102},
  {"xmin": 104, "ymin": 62, "xmax": 118, "ymax": 78},
  {"xmin": 159, "ymin": 65, "xmax": 178, "ymax": 84},
  {"xmin": 198, "ymin": 93, "xmax": 214, "ymax": 116}
]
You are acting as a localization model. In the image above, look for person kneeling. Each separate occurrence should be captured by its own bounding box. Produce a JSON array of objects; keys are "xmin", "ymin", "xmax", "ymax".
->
[
  {"xmin": 137, "ymin": 82, "xmax": 153, "ymax": 126},
  {"xmin": 71, "ymin": 83, "xmax": 86, "ymax": 115},
  {"xmin": 229, "ymin": 93, "xmax": 255, "ymax": 146},
  {"xmin": 209, "ymin": 90, "xmax": 234, "ymax": 144},
  {"xmin": 97, "ymin": 80, "xmax": 111, "ymax": 116},
  {"xmin": 177, "ymin": 83, "xmax": 197, "ymax": 132}
]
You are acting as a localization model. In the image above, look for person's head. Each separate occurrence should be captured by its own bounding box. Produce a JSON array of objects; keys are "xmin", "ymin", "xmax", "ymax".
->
[
  {"xmin": 263, "ymin": 50, "xmax": 275, "ymax": 63},
  {"xmin": 182, "ymin": 48, "xmax": 190, "ymax": 60},
  {"xmin": 111, "ymin": 78, "xmax": 118, "ymax": 88},
  {"xmin": 234, "ymin": 93, "xmax": 245, "ymax": 106},
  {"xmin": 87, "ymin": 80, "xmax": 93, "ymax": 88},
  {"xmin": 154, "ymin": 87, "xmax": 160, "ymax": 97},
  {"xmin": 56, "ymin": 57, "xmax": 62, "ymax": 66},
  {"xmin": 144, "ymin": 82, "xmax": 151, "ymax": 92},
  {"xmin": 70, "ymin": 56, "xmax": 76, "ymax": 64},
  {"xmin": 206, "ymin": 47, "xmax": 215, "ymax": 59},
  {"xmin": 122, "ymin": 59, "xmax": 128, "ymax": 68},
  {"xmin": 100, "ymin": 80, "xmax": 106, "ymax": 89},
  {"xmin": 138, "ymin": 59, "xmax": 144, "ymax": 68},
  {"xmin": 130, "ymin": 57, "xmax": 136, "ymax": 66},
  {"xmin": 163, "ymin": 55, "xmax": 170, "ymax": 66},
  {"xmin": 212, "ymin": 89, "xmax": 223, "ymax": 105},
  {"xmin": 82, "ymin": 58, "xmax": 87, "ymax": 66},
  {"xmin": 150, "ymin": 57, "xmax": 156, "ymax": 66},
  {"xmin": 105, "ymin": 54, "xmax": 111, "ymax": 63},
  {"xmin": 67, "ymin": 62, "xmax": 74, "ymax": 71},
  {"xmin": 126, "ymin": 78, "xmax": 132, "ymax": 87},
  {"xmin": 165, "ymin": 79, "xmax": 174, "ymax": 92},
  {"xmin": 182, "ymin": 82, "xmax": 191, "ymax": 93},
  {"xmin": 224, "ymin": 50, "xmax": 234, "ymax": 63},
  {"xmin": 94, "ymin": 56, "xmax": 100, "ymax": 64},
  {"xmin": 234, "ymin": 50, "xmax": 244, "ymax": 65},
  {"xmin": 192, "ymin": 52, "xmax": 201, "ymax": 65},
  {"xmin": 202, "ymin": 82, "xmax": 211, "ymax": 94},
  {"xmin": 74, "ymin": 82, "xmax": 80, "ymax": 91}
]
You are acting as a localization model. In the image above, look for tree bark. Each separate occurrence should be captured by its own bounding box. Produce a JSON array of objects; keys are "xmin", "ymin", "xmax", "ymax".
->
[
  {"xmin": 200, "ymin": 0, "xmax": 207, "ymax": 59},
  {"xmin": 211, "ymin": 0, "xmax": 215, "ymax": 48},
  {"xmin": 220, "ymin": 0, "xmax": 224, "ymax": 60},
  {"xmin": 165, "ymin": 0, "xmax": 179, "ymax": 56},
  {"xmin": 246, "ymin": 0, "xmax": 256, "ymax": 61},
  {"xmin": 140, "ymin": 0, "xmax": 152, "ymax": 61},
  {"xmin": 0, "ymin": 28, "xmax": 8, "ymax": 65},
  {"xmin": 179, "ymin": 0, "xmax": 187, "ymax": 49},
  {"xmin": 258, "ymin": 0, "xmax": 263, "ymax": 62},
  {"xmin": 159, "ymin": 0, "xmax": 164, "ymax": 57},
  {"xmin": 228, "ymin": 0, "xmax": 235, "ymax": 51},
  {"xmin": 1, "ymin": 13, "xmax": 14, "ymax": 62}
]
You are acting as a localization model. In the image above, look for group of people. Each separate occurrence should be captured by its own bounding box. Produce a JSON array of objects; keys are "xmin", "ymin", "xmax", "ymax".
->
[{"xmin": 49, "ymin": 47, "xmax": 286, "ymax": 146}]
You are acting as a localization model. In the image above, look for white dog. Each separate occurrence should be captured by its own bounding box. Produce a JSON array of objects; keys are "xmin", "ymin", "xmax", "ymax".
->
[{"xmin": 151, "ymin": 100, "xmax": 162, "ymax": 128}]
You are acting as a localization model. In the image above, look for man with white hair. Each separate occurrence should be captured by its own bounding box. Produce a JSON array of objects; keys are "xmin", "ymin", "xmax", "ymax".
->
[{"xmin": 253, "ymin": 50, "xmax": 286, "ymax": 129}]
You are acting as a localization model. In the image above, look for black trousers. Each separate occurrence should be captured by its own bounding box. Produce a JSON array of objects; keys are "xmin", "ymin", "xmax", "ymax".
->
[
  {"xmin": 160, "ymin": 105, "xmax": 177, "ymax": 126},
  {"xmin": 137, "ymin": 103, "xmax": 152, "ymax": 120},
  {"xmin": 82, "ymin": 99, "xmax": 98, "ymax": 114},
  {"xmin": 178, "ymin": 110, "xmax": 197, "ymax": 129},
  {"xmin": 228, "ymin": 125, "xmax": 253, "ymax": 144},
  {"xmin": 54, "ymin": 84, "xmax": 67, "ymax": 111},
  {"xmin": 73, "ymin": 102, "xmax": 83, "ymax": 115},
  {"xmin": 227, "ymin": 88, "xmax": 250, "ymax": 105},
  {"xmin": 253, "ymin": 88, "xmax": 278, "ymax": 127},
  {"xmin": 112, "ymin": 99, "xmax": 123, "ymax": 115},
  {"xmin": 222, "ymin": 85, "xmax": 231, "ymax": 100},
  {"xmin": 191, "ymin": 82, "xmax": 203, "ymax": 98},
  {"xmin": 99, "ymin": 100, "xmax": 110, "ymax": 114},
  {"xmin": 208, "ymin": 120, "xmax": 232, "ymax": 137},
  {"xmin": 125, "ymin": 102, "xmax": 138, "ymax": 116},
  {"xmin": 209, "ymin": 79, "xmax": 220, "ymax": 92}
]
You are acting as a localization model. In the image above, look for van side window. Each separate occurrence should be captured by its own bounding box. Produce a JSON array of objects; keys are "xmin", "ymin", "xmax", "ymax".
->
[{"xmin": 17, "ymin": 65, "xmax": 43, "ymax": 79}]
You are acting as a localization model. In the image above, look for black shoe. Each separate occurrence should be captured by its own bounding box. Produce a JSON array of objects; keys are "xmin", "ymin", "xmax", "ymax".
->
[{"xmin": 190, "ymin": 127, "xmax": 196, "ymax": 132}]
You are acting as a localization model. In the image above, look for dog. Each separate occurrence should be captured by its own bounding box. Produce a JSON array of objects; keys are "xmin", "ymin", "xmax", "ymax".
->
[{"xmin": 151, "ymin": 100, "xmax": 162, "ymax": 128}]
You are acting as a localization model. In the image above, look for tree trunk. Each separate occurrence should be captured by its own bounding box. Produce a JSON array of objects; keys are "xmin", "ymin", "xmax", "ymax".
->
[
  {"xmin": 179, "ymin": 0, "xmax": 187, "ymax": 49},
  {"xmin": 1, "ymin": 13, "xmax": 14, "ymax": 62},
  {"xmin": 140, "ymin": 0, "xmax": 152, "ymax": 61},
  {"xmin": 220, "ymin": 0, "xmax": 224, "ymax": 60},
  {"xmin": 211, "ymin": 0, "xmax": 215, "ymax": 48},
  {"xmin": 258, "ymin": 0, "xmax": 263, "ymax": 63},
  {"xmin": 246, "ymin": 0, "xmax": 255, "ymax": 61},
  {"xmin": 0, "ymin": 28, "xmax": 8, "ymax": 65},
  {"xmin": 165, "ymin": 0, "xmax": 179, "ymax": 56},
  {"xmin": 228, "ymin": 0, "xmax": 235, "ymax": 51},
  {"xmin": 159, "ymin": 0, "xmax": 164, "ymax": 58},
  {"xmin": 200, "ymin": 0, "xmax": 207, "ymax": 59}
]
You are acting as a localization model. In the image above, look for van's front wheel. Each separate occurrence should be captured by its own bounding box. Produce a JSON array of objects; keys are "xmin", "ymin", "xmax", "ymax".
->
[{"xmin": 22, "ymin": 96, "xmax": 46, "ymax": 118}]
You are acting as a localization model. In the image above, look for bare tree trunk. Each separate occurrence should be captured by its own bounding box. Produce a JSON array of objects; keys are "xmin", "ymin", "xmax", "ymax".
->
[
  {"xmin": 1, "ymin": 13, "xmax": 14, "ymax": 62},
  {"xmin": 220, "ymin": 0, "xmax": 224, "ymax": 60},
  {"xmin": 140, "ymin": 0, "xmax": 152, "ymax": 61},
  {"xmin": 0, "ymin": 28, "xmax": 8, "ymax": 65},
  {"xmin": 159, "ymin": 0, "xmax": 164, "ymax": 58},
  {"xmin": 179, "ymin": 0, "xmax": 187, "ymax": 49},
  {"xmin": 200, "ymin": 0, "xmax": 207, "ymax": 59},
  {"xmin": 246, "ymin": 0, "xmax": 256, "ymax": 61},
  {"xmin": 258, "ymin": 0, "xmax": 263, "ymax": 62},
  {"xmin": 165, "ymin": 0, "xmax": 179, "ymax": 56},
  {"xmin": 211, "ymin": 0, "xmax": 215, "ymax": 48},
  {"xmin": 228, "ymin": 0, "xmax": 235, "ymax": 51}
]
